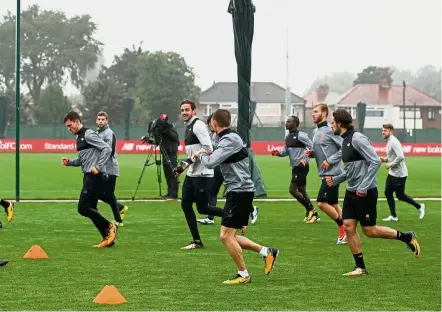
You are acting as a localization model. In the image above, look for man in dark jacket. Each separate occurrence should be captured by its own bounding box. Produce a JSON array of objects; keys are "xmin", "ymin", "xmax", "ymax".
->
[{"xmin": 143, "ymin": 114, "xmax": 180, "ymax": 200}]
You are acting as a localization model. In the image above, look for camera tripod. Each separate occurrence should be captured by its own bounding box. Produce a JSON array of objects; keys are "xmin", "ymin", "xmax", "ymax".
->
[{"xmin": 131, "ymin": 142, "xmax": 177, "ymax": 200}]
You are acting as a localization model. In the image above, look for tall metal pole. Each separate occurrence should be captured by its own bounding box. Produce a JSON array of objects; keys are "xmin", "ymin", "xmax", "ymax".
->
[
  {"xmin": 284, "ymin": 25, "xmax": 290, "ymax": 132},
  {"xmin": 402, "ymin": 80, "xmax": 406, "ymax": 142},
  {"xmin": 413, "ymin": 102, "xmax": 416, "ymax": 143},
  {"xmin": 15, "ymin": 0, "xmax": 21, "ymax": 201}
]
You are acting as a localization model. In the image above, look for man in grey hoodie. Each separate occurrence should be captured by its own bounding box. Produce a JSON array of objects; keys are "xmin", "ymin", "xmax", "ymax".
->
[
  {"xmin": 327, "ymin": 109, "xmax": 420, "ymax": 276},
  {"xmin": 62, "ymin": 111, "xmax": 117, "ymax": 248},
  {"xmin": 95, "ymin": 111, "xmax": 129, "ymax": 226}
]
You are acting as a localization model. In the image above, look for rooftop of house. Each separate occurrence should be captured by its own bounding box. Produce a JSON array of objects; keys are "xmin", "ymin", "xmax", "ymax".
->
[
  {"xmin": 338, "ymin": 84, "xmax": 441, "ymax": 107},
  {"xmin": 199, "ymin": 82, "xmax": 305, "ymax": 104},
  {"xmin": 304, "ymin": 89, "xmax": 342, "ymax": 107},
  {"xmin": 304, "ymin": 83, "xmax": 441, "ymax": 108}
]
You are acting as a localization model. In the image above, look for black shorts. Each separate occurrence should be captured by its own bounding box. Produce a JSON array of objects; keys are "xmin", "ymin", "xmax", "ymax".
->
[
  {"xmin": 291, "ymin": 164, "xmax": 309, "ymax": 186},
  {"xmin": 342, "ymin": 188, "xmax": 378, "ymax": 227},
  {"xmin": 221, "ymin": 192, "xmax": 254, "ymax": 229},
  {"xmin": 181, "ymin": 175, "xmax": 211, "ymax": 207},
  {"xmin": 316, "ymin": 178, "xmax": 339, "ymax": 205},
  {"xmin": 210, "ymin": 166, "xmax": 224, "ymax": 197}
]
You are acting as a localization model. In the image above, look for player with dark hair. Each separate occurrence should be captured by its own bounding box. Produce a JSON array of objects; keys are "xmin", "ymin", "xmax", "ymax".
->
[
  {"xmin": 196, "ymin": 109, "xmax": 278, "ymax": 284},
  {"xmin": 173, "ymin": 100, "xmax": 224, "ymax": 249},
  {"xmin": 272, "ymin": 116, "xmax": 317, "ymax": 221},
  {"xmin": 380, "ymin": 123, "xmax": 425, "ymax": 221},
  {"xmin": 96, "ymin": 111, "xmax": 128, "ymax": 226},
  {"xmin": 62, "ymin": 111, "xmax": 118, "ymax": 248},
  {"xmin": 198, "ymin": 114, "xmax": 258, "ymax": 225},
  {"xmin": 327, "ymin": 109, "xmax": 420, "ymax": 276}
]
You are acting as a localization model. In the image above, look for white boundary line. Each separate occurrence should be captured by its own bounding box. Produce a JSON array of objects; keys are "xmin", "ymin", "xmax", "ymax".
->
[{"xmin": 7, "ymin": 198, "xmax": 442, "ymax": 203}]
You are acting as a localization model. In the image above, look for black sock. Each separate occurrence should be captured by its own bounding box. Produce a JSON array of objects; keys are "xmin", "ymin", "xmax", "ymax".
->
[
  {"xmin": 209, "ymin": 197, "xmax": 218, "ymax": 207},
  {"xmin": 299, "ymin": 198, "xmax": 314, "ymax": 212},
  {"xmin": 207, "ymin": 215, "xmax": 214, "ymax": 221},
  {"xmin": 396, "ymin": 231, "xmax": 412, "ymax": 243},
  {"xmin": 0, "ymin": 200, "xmax": 9, "ymax": 209},
  {"xmin": 301, "ymin": 199, "xmax": 315, "ymax": 212},
  {"xmin": 335, "ymin": 216, "xmax": 343, "ymax": 227},
  {"xmin": 117, "ymin": 203, "xmax": 125, "ymax": 212},
  {"xmin": 200, "ymin": 205, "xmax": 224, "ymax": 217},
  {"xmin": 353, "ymin": 253, "xmax": 366, "ymax": 269}
]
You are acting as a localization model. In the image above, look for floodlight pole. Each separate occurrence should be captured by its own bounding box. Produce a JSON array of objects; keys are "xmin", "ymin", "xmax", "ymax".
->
[
  {"xmin": 15, "ymin": 0, "xmax": 21, "ymax": 201},
  {"xmin": 402, "ymin": 80, "xmax": 406, "ymax": 142},
  {"xmin": 284, "ymin": 25, "xmax": 290, "ymax": 134}
]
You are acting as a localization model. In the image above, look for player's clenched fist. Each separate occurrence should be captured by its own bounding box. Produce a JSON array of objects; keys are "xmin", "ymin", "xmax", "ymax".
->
[{"xmin": 61, "ymin": 157, "xmax": 69, "ymax": 166}]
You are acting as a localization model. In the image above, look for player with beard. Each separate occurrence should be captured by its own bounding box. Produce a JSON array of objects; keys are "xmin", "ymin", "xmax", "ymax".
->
[
  {"xmin": 327, "ymin": 109, "xmax": 420, "ymax": 276},
  {"xmin": 380, "ymin": 124, "xmax": 425, "ymax": 221},
  {"xmin": 95, "ymin": 111, "xmax": 129, "ymax": 226},
  {"xmin": 305, "ymin": 104, "xmax": 346, "ymax": 244},
  {"xmin": 173, "ymin": 100, "xmax": 224, "ymax": 249}
]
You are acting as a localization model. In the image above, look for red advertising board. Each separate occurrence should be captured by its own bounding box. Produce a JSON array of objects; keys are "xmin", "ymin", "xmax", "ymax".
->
[{"xmin": 0, "ymin": 139, "xmax": 440, "ymax": 156}]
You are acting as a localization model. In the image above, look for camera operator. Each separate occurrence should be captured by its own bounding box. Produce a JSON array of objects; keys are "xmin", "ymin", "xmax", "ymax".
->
[{"xmin": 142, "ymin": 114, "xmax": 179, "ymax": 200}]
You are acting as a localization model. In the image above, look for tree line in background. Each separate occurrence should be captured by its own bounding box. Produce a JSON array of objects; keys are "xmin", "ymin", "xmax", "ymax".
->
[
  {"xmin": 0, "ymin": 5, "xmax": 200, "ymax": 127},
  {"xmin": 0, "ymin": 5, "xmax": 440, "ymax": 128}
]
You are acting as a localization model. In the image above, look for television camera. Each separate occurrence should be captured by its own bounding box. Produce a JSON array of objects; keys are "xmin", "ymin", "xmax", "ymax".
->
[
  {"xmin": 132, "ymin": 114, "xmax": 178, "ymax": 200},
  {"xmin": 140, "ymin": 114, "xmax": 170, "ymax": 146}
]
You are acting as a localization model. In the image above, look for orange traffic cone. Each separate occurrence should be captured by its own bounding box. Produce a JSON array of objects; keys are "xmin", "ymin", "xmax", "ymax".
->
[
  {"xmin": 93, "ymin": 285, "xmax": 127, "ymax": 305},
  {"xmin": 23, "ymin": 245, "xmax": 49, "ymax": 259}
]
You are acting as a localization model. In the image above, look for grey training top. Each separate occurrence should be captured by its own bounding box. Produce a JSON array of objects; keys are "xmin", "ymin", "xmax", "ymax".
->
[
  {"xmin": 68, "ymin": 127, "xmax": 112, "ymax": 174},
  {"xmin": 97, "ymin": 125, "xmax": 119, "ymax": 177},
  {"xmin": 333, "ymin": 130, "xmax": 381, "ymax": 194},
  {"xmin": 310, "ymin": 122, "xmax": 343, "ymax": 177},
  {"xmin": 386, "ymin": 135, "xmax": 408, "ymax": 178},
  {"xmin": 200, "ymin": 129, "xmax": 255, "ymax": 194},
  {"xmin": 278, "ymin": 129, "xmax": 313, "ymax": 167}
]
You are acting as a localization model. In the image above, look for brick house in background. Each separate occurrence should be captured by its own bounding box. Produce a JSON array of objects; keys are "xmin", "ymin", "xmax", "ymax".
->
[
  {"xmin": 303, "ymin": 84, "xmax": 441, "ymax": 129},
  {"xmin": 198, "ymin": 82, "xmax": 306, "ymax": 126}
]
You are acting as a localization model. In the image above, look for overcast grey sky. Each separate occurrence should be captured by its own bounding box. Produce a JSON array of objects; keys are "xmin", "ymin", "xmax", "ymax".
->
[{"xmin": 3, "ymin": 0, "xmax": 441, "ymax": 96}]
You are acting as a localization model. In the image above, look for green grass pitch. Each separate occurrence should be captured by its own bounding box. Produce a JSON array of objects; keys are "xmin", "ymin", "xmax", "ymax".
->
[
  {"xmin": 0, "ymin": 154, "xmax": 439, "ymax": 310},
  {"xmin": 0, "ymin": 154, "xmax": 440, "ymax": 199}
]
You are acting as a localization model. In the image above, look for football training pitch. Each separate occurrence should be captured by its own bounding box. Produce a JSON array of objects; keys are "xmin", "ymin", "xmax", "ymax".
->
[
  {"xmin": 0, "ymin": 154, "xmax": 440, "ymax": 310},
  {"xmin": 0, "ymin": 154, "xmax": 440, "ymax": 199}
]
